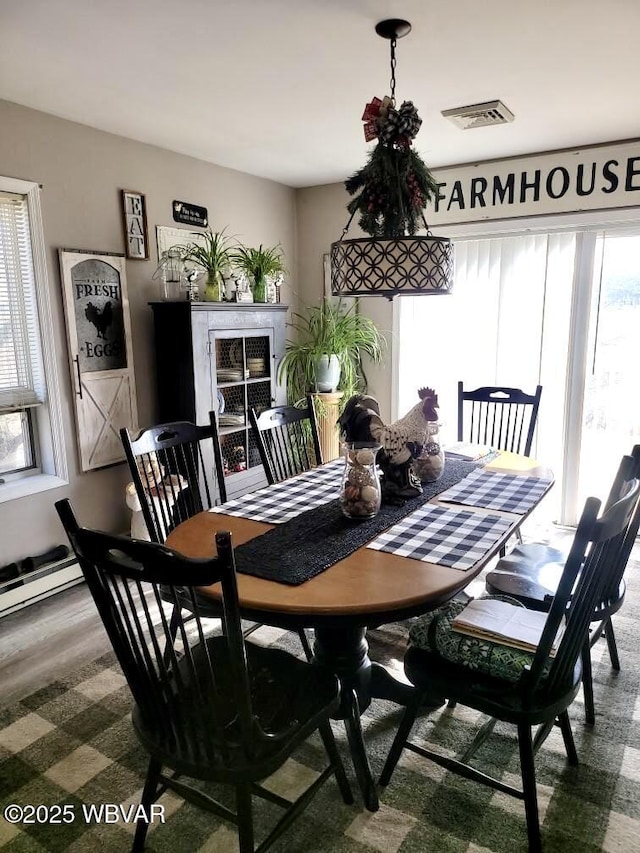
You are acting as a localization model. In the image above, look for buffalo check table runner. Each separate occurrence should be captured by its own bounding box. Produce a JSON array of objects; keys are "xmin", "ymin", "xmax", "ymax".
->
[
  {"xmin": 228, "ymin": 458, "xmax": 480, "ymax": 584},
  {"xmin": 210, "ymin": 458, "xmax": 343, "ymax": 524},
  {"xmin": 437, "ymin": 468, "xmax": 553, "ymax": 515},
  {"xmin": 367, "ymin": 505, "xmax": 513, "ymax": 571}
]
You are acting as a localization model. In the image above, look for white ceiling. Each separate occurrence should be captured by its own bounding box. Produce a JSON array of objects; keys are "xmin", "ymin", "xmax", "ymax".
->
[{"xmin": 2, "ymin": 0, "xmax": 639, "ymax": 188}]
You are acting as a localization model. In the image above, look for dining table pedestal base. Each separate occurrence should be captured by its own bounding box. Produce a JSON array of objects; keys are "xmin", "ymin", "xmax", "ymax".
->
[{"xmin": 312, "ymin": 624, "xmax": 443, "ymax": 812}]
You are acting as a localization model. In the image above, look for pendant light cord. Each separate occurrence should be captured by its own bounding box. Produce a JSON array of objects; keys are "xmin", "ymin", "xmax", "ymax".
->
[{"xmin": 389, "ymin": 37, "xmax": 397, "ymax": 104}]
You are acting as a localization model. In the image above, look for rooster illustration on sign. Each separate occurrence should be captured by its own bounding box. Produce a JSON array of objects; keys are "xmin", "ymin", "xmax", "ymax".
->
[{"xmin": 85, "ymin": 301, "xmax": 113, "ymax": 339}]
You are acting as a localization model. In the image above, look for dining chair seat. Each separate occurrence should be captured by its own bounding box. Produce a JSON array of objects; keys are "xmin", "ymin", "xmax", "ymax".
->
[
  {"xmin": 133, "ymin": 638, "xmax": 339, "ymax": 781},
  {"xmin": 485, "ymin": 542, "xmax": 566, "ymax": 610}
]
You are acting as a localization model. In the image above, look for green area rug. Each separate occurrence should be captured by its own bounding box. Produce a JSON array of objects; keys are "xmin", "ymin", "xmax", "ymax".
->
[{"xmin": 1, "ymin": 569, "xmax": 639, "ymax": 853}]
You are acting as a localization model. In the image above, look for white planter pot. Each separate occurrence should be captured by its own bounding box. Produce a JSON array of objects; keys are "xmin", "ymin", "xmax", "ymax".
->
[{"xmin": 315, "ymin": 354, "xmax": 341, "ymax": 392}]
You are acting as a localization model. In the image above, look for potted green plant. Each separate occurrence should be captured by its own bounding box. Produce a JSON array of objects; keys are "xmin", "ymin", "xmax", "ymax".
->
[
  {"xmin": 278, "ymin": 298, "xmax": 385, "ymax": 406},
  {"xmin": 232, "ymin": 244, "xmax": 287, "ymax": 303},
  {"xmin": 175, "ymin": 229, "xmax": 232, "ymax": 302}
]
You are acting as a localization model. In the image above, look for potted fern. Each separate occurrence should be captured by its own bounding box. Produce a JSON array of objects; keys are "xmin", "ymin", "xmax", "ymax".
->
[
  {"xmin": 278, "ymin": 299, "xmax": 385, "ymax": 405},
  {"xmin": 232, "ymin": 244, "xmax": 287, "ymax": 303},
  {"xmin": 174, "ymin": 229, "xmax": 232, "ymax": 302}
]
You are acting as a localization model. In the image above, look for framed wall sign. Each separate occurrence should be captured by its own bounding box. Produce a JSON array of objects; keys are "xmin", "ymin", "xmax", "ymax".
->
[
  {"xmin": 121, "ymin": 189, "xmax": 149, "ymax": 259},
  {"xmin": 156, "ymin": 224, "xmax": 205, "ymax": 257},
  {"xmin": 172, "ymin": 200, "xmax": 208, "ymax": 227},
  {"xmin": 59, "ymin": 249, "xmax": 139, "ymax": 471}
]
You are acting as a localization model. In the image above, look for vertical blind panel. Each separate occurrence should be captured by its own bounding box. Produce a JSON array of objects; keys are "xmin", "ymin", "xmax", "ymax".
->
[
  {"xmin": 0, "ymin": 192, "xmax": 45, "ymax": 411},
  {"xmin": 397, "ymin": 231, "xmax": 576, "ymax": 512}
]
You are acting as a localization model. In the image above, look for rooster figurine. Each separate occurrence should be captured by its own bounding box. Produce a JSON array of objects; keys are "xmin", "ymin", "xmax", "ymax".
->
[{"xmin": 338, "ymin": 388, "xmax": 439, "ymax": 503}]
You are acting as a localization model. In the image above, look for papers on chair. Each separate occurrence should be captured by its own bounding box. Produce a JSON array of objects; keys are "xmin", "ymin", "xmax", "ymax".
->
[
  {"xmin": 445, "ymin": 442, "xmax": 497, "ymax": 462},
  {"xmin": 451, "ymin": 598, "xmax": 565, "ymax": 655}
]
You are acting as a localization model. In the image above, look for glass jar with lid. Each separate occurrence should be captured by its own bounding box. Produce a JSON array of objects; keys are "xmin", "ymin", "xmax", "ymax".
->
[
  {"xmin": 340, "ymin": 442, "xmax": 382, "ymax": 520},
  {"xmin": 158, "ymin": 249, "xmax": 183, "ymax": 300},
  {"xmin": 411, "ymin": 420, "xmax": 445, "ymax": 482}
]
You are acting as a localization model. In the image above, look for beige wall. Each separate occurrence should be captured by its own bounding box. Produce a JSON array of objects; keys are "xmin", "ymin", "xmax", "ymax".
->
[
  {"xmin": 0, "ymin": 100, "xmax": 296, "ymax": 564},
  {"xmin": 295, "ymin": 183, "xmax": 395, "ymax": 421}
]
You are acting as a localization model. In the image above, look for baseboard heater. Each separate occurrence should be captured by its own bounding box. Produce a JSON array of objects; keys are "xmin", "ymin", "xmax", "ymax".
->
[{"xmin": 0, "ymin": 555, "xmax": 84, "ymax": 618}]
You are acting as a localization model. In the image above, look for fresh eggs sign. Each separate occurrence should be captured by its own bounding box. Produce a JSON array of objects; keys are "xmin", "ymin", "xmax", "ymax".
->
[
  {"xmin": 429, "ymin": 140, "xmax": 640, "ymax": 226},
  {"xmin": 70, "ymin": 258, "xmax": 126, "ymax": 372},
  {"xmin": 59, "ymin": 249, "xmax": 138, "ymax": 472}
]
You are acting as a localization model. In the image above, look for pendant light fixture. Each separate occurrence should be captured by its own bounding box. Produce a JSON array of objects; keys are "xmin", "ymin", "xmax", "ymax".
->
[{"xmin": 331, "ymin": 19, "xmax": 453, "ymax": 299}]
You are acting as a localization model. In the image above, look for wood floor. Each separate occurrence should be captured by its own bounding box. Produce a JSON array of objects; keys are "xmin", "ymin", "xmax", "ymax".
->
[{"xmin": 0, "ymin": 582, "xmax": 112, "ymax": 705}]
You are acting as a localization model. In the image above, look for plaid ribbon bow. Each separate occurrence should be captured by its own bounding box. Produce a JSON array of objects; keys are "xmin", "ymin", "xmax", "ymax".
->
[{"xmin": 362, "ymin": 96, "xmax": 422, "ymax": 146}]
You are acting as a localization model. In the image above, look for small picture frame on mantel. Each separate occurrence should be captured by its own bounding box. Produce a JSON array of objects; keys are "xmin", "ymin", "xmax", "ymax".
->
[{"xmin": 121, "ymin": 189, "xmax": 149, "ymax": 260}]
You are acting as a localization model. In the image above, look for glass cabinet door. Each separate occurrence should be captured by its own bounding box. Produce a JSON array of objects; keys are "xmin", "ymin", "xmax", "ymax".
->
[{"xmin": 210, "ymin": 328, "xmax": 274, "ymax": 484}]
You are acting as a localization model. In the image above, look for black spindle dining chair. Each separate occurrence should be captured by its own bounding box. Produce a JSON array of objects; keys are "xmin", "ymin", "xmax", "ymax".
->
[
  {"xmin": 485, "ymin": 444, "xmax": 640, "ymax": 724},
  {"xmin": 380, "ymin": 456, "xmax": 639, "ymax": 853},
  {"xmin": 457, "ymin": 382, "xmax": 543, "ymax": 457},
  {"xmin": 249, "ymin": 397, "xmax": 322, "ymax": 485},
  {"xmin": 121, "ymin": 417, "xmax": 312, "ymax": 658},
  {"xmin": 55, "ymin": 499, "xmax": 352, "ymax": 853},
  {"xmin": 457, "ymin": 382, "xmax": 543, "ymax": 554},
  {"xmin": 121, "ymin": 417, "xmax": 227, "ymax": 544},
  {"xmin": 248, "ymin": 398, "xmax": 321, "ymax": 661}
]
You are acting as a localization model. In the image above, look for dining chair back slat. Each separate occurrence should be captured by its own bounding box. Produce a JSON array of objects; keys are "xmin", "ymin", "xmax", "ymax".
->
[
  {"xmin": 55, "ymin": 499, "xmax": 242, "ymax": 763},
  {"xmin": 457, "ymin": 382, "xmax": 542, "ymax": 456},
  {"xmin": 249, "ymin": 397, "xmax": 322, "ymax": 485}
]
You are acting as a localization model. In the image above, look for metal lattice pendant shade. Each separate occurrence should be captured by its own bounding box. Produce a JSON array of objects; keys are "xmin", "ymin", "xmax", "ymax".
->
[{"xmin": 331, "ymin": 235, "xmax": 453, "ymax": 298}]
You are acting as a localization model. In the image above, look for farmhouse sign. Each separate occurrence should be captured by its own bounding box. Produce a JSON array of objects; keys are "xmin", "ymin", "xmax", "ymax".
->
[{"xmin": 429, "ymin": 139, "xmax": 640, "ymax": 226}]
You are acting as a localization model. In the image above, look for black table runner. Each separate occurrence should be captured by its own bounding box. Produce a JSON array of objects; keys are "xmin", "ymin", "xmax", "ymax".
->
[{"xmin": 232, "ymin": 458, "xmax": 478, "ymax": 585}]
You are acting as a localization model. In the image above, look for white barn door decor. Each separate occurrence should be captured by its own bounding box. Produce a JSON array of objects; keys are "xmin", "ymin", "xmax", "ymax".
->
[{"xmin": 59, "ymin": 249, "xmax": 138, "ymax": 471}]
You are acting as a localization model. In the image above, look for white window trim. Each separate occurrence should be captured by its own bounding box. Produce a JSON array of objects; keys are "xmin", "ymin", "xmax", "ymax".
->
[{"xmin": 0, "ymin": 177, "xmax": 67, "ymax": 503}]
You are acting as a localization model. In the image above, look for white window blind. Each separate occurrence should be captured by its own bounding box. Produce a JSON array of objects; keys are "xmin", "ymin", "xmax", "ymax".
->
[
  {"xmin": 0, "ymin": 191, "xmax": 45, "ymax": 411},
  {"xmin": 397, "ymin": 231, "xmax": 576, "ymax": 522}
]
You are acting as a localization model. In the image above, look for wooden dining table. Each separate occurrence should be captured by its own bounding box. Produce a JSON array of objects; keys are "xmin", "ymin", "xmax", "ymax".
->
[{"xmin": 166, "ymin": 451, "xmax": 553, "ymax": 811}]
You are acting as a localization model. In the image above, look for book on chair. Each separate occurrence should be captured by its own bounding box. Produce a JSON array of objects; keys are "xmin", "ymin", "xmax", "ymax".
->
[
  {"xmin": 444, "ymin": 442, "xmax": 497, "ymax": 462},
  {"xmin": 451, "ymin": 598, "xmax": 565, "ymax": 656}
]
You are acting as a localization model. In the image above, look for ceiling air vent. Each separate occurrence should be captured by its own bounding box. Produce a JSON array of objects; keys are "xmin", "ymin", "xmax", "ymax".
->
[{"xmin": 441, "ymin": 100, "xmax": 515, "ymax": 129}]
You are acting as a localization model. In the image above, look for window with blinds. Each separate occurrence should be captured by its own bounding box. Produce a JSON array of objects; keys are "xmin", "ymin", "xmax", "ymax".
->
[{"xmin": 0, "ymin": 190, "xmax": 46, "ymax": 476}]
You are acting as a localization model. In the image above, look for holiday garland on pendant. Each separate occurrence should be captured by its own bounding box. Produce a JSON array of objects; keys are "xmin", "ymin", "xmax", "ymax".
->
[{"xmin": 344, "ymin": 95, "xmax": 439, "ymax": 238}]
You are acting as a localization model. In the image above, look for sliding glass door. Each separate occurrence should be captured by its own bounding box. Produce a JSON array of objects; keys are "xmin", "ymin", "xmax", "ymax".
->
[
  {"xmin": 396, "ymin": 223, "xmax": 640, "ymax": 528},
  {"xmin": 575, "ymin": 232, "xmax": 640, "ymax": 515}
]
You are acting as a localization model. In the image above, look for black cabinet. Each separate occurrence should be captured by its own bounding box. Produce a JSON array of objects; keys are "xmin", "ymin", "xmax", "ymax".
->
[{"xmin": 150, "ymin": 302, "xmax": 288, "ymax": 499}]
